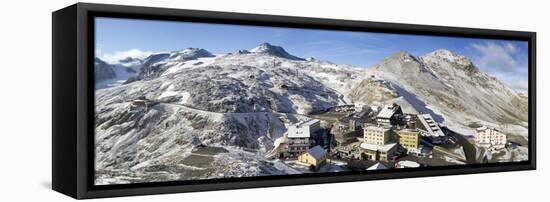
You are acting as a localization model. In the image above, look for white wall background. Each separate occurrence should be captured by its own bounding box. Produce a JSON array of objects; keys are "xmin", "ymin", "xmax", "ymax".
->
[{"xmin": 0, "ymin": 0, "xmax": 546, "ymax": 201}]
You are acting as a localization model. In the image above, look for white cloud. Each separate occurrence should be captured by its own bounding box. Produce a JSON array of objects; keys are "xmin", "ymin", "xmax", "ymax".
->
[
  {"xmin": 504, "ymin": 42, "xmax": 516, "ymax": 53},
  {"xmin": 95, "ymin": 44, "xmax": 103, "ymax": 56},
  {"xmin": 99, "ymin": 49, "xmax": 153, "ymax": 64},
  {"xmin": 509, "ymin": 80, "xmax": 528, "ymax": 92},
  {"xmin": 469, "ymin": 42, "xmax": 525, "ymax": 73},
  {"xmin": 469, "ymin": 42, "xmax": 528, "ymax": 92},
  {"xmin": 489, "ymin": 71, "xmax": 529, "ymax": 92}
]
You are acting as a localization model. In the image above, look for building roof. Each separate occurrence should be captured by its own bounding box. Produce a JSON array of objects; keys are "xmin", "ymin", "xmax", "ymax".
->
[
  {"xmin": 287, "ymin": 131, "xmax": 310, "ymax": 138},
  {"xmin": 287, "ymin": 119, "xmax": 320, "ymax": 138},
  {"xmin": 307, "ymin": 145, "xmax": 327, "ymax": 160},
  {"xmin": 417, "ymin": 114, "xmax": 445, "ymax": 137},
  {"xmin": 397, "ymin": 128, "xmax": 420, "ymax": 135},
  {"xmin": 397, "ymin": 160, "xmax": 420, "ymax": 168},
  {"xmin": 377, "ymin": 105, "xmax": 397, "ymax": 119},
  {"xmin": 476, "ymin": 126, "xmax": 487, "ymax": 131},
  {"xmin": 367, "ymin": 162, "xmax": 389, "ymax": 170},
  {"xmin": 360, "ymin": 142, "xmax": 397, "ymax": 152},
  {"xmin": 476, "ymin": 126, "xmax": 501, "ymax": 132},
  {"xmin": 364, "ymin": 125, "xmax": 391, "ymax": 132}
]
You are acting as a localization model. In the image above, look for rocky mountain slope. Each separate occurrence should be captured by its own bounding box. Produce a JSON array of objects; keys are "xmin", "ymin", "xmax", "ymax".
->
[{"xmin": 365, "ymin": 50, "xmax": 528, "ymax": 134}]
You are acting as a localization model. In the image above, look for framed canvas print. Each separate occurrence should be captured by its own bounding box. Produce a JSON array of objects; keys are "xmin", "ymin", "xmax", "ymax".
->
[{"xmin": 52, "ymin": 3, "xmax": 536, "ymax": 199}]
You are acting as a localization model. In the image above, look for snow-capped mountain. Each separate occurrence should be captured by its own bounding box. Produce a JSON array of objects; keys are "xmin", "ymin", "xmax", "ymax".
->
[
  {"xmin": 94, "ymin": 43, "xmax": 528, "ymax": 183},
  {"xmin": 118, "ymin": 57, "xmax": 143, "ymax": 70},
  {"xmin": 95, "ymin": 57, "xmax": 116, "ymax": 82},
  {"xmin": 249, "ymin": 43, "xmax": 305, "ymax": 61},
  {"xmin": 95, "ymin": 57, "xmax": 138, "ymax": 89},
  {"xmin": 94, "ymin": 43, "xmax": 366, "ymax": 183},
  {"xmin": 125, "ymin": 48, "xmax": 215, "ymax": 83},
  {"xmin": 366, "ymin": 49, "xmax": 528, "ymax": 135}
]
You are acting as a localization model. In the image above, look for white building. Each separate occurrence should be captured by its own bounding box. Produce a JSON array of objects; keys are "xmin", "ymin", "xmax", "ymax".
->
[
  {"xmin": 376, "ymin": 104, "xmax": 402, "ymax": 126},
  {"xmin": 287, "ymin": 119, "xmax": 321, "ymax": 154},
  {"xmin": 395, "ymin": 160, "xmax": 420, "ymax": 168},
  {"xmin": 474, "ymin": 126, "xmax": 507, "ymax": 150}
]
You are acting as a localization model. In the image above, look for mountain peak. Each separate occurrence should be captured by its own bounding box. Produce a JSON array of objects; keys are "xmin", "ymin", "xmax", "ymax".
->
[
  {"xmin": 373, "ymin": 51, "xmax": 426, "ymax": 74},
  {"xmin": 430, "ymin": 49, "xmax": 454, "ymax": 56},
  {"xmin": 390, "ymin": 51, "xmax": 417, "ymax": 60},
  {"xmin": 250, "ymin": 43, "xmax": 276, "ymax": 52},
  {"xmin": 173, "ymin": 47, "xmax": 213, "ymax": 56},
  {"xmin": 95, "ymin": 57, "xmax": 108, "ymax": 65},
  {"xmin": 119, "ymin": 56, "xmax": 140, "ymax": 63},
  {"xmin": 422, "ymin": 49, "xmax": 480, "ymax": 75},
  {"xmin": 425, "ymin": 49, "xmax": 473, "ymax": 66},
  {"xmin": 378, "ymin": 51, "xmax": 419, "ymax": 65},
  {"xmin": 169, "ymin": 48, "xmax": 214, "ymax": 61},
  {"xmin": 250, "ymin": 43, "xmax": 305, "ymax": 60}
]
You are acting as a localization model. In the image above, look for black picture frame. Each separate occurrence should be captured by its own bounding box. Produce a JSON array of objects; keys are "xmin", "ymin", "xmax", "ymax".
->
[{"xmin": 52, "ymin": 3, "xmax": 536, "ymax": 199}]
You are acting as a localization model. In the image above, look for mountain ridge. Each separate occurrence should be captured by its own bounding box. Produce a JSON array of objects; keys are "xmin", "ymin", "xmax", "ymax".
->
[
  {"xmin": 249, "ymin": 42, "xmax": 305, "ymax": 61},
  {"xmin": 96, "ymin": 45, "xmax": 526, "ymax": 131}
]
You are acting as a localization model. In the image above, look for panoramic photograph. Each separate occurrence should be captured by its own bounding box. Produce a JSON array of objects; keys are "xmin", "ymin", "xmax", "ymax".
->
[{"xmin": 93, "ymin": 17, "xmax": 529, "ymax": 185}]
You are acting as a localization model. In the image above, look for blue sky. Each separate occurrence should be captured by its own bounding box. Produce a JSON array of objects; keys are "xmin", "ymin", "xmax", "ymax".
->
[{"xmin": 95, "ymin": 17, "xmax": 529, "ymax": 92}]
